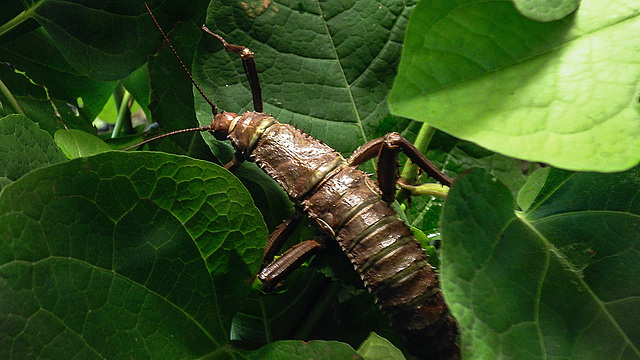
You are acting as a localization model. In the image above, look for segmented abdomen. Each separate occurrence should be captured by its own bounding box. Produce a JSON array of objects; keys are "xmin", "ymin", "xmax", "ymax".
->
[
  {"xmin": 244, "ymin": 118, "xmax": 458, "ymax": 359},
  {"xmin": 304, "ymin": 166, "xmax": 459, "ymax": 360}
]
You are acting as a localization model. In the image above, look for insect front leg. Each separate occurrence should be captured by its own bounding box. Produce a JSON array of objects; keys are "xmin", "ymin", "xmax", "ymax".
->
[
  {"xmin": 201, "ymin": 25, "xmax": 263, "ymax": 112},
  {"xmin": 258, "ymin": 212, "xmax": 320, "ymax": 291},
  {"xmin": 258, "ymin": 238, "xmax": 323, "ymax": 292},
  {"xmin": 348, "ymin": 132, "xmax": 452, "ymax": 202}
]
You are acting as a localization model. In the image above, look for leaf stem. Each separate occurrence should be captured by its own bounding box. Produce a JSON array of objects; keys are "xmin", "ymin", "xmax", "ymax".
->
[
  {"xmin": 398, "ymin": 182, "xmax": 449, "ymax": 199},
  {"xmin": 111, "ymin": 86, "xmax": 133, "ymax": 138},
  {"xmin": 396, "ymin": 123, "xmax": 436, "ymax": 203},
  {"xmin": 0, "ymin": 77, "xmax": 25, "ymax": 115},
  {"xmin": 294, "ymin": 279, "xmax": 341, "ymax": 340},
  {"xmin": 259, "ymin": 295, "xmax": 273, "ymax": 343},
  {"xmin": 0, "ymin": 3, "xmax": 41, "ymax": 39}
]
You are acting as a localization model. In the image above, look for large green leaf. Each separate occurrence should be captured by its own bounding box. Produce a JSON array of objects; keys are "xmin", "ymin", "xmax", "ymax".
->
[
  {"xmin": 0, "ymin": 114, "xmax": 66, "ymax": 189},
  {"xmin": 0, "ymin": 27, "xmax": 115, "ymax": 134},
  {"xmin": 0, "ymin": 0, "xmax": 170, "ymax": 81},
  {"xmin": 441, "ymin": 167, "xmax": 640, "ymax": 359},
  {"xmin": 0, "ymin": 151, "xmax": 268, "ymax": 359},
  {"xmin": 0, "ymin": 0, "xmax": 208, "ymax": 137},
  {"xmin": 390, "ymin": 0, "xmax": 640, "ymax": 172},
  {"xmin": 193, "ymin": 0, "xmax": 419, "ymax": 155}
]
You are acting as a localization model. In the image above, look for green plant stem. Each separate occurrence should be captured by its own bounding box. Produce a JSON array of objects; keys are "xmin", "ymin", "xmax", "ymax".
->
[
  {"xmin": 259, "ymin": 296, "xmax": 273, "ymax": 343},
  {"xmin": 0, "ymin": 77, "xmax": 25, "ymax": 115},
  {"xmin": 396, "ymin": 123, "xmax": 436, "ymax": 204},
  {"xmin": 0, "ymin": 3, "xmax": 41, "ymax": 39},
  {"xmin": 111, "ymin": 89, "xmax": 133, "ymax": 138},
  {"xmin": 294, "ymin": 279, "xmax": 341, "ymax": 340},
  {"xmin": 112, "ymin": 82, "xmax": 125, "ymax": 107}
]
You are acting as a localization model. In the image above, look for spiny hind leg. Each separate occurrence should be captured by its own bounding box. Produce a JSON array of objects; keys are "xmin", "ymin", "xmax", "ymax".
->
[
  {"xmin": 262, "ymin": 212, "xmax": 304, "ymax": 264},
  {"xmin": 347, "ymin": 132, "xmax": 452, "ymax": 202}
]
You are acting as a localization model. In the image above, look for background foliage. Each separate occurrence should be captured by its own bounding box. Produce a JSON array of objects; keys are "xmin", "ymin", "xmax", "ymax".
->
[
  {"xmin": 390, "ymin": 0, "xmax": 640, "ymax": 172},
  {"xmin": 1, "ymin": 0, "xmax": 639, "ymax": 359}
]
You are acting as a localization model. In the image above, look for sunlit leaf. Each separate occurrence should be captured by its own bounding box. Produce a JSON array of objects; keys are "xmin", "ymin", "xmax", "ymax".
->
[
  {"xmin": 390, "ymin": 0, "xmax": 640, "ymax": 171},
  {"xmin": 54, "ymin": 129, "xmax": 111, "ymax": 159},
  {"xmin": 512, "ymin": 0, "xmax": 581, "ymax": 22}
]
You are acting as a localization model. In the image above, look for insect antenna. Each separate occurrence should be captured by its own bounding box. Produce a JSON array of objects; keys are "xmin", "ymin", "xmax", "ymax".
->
[
  {"xmin": 127, "ymin": 4, "xmax": 220, "ymax": 152},
  {"xmin": 124, "ymin": 125, "xmax": 213, "ymax": 151},
  {"xmin": 144, "ymin": 3, "xmax": 218, "ymax": 115}
]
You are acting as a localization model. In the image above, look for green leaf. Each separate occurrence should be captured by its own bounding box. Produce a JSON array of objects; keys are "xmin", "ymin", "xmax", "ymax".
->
[
  {"xmin": 0, "ymin": 0, "xmax": 160, "ymax": 80},
  {"xmin": 121, "ymin": 64, "xmax": 151, "ymax": 123},
  {"xmin": 516, "ymin": 166, "xmax": 574, "ymax": 212},
  {"xmin": 0, "ymin": 114, "xmax": 66, "ymax": 189},
  {"xmin": 441, "ymin": 167, "xmax": 640, "ymax": 359},
  {"xmin": 0, "ymin": 45, "xmax": 113, "ymax": 135},
  {"xmin": 357, "ymin": 332, "xmax": 406, "ymax": 360},
  {"xmin": 390, "ymin": 0, "xmax": 640, "ymax": 172},
  {"xmin": 194, "ymin": 0, "xmax": 419, "ymax": 155},
  {"xmin": 0, "ymin": 16, "xmax": 115, "ymax": 132},
  {"xmin": 512, "ymin": 0, "xmax": 581, "ymax": 22},
  {"xmin": 147, "ymin": 19, "xmax": 216, "ymax": 160},
  {"xmin": 0, "ymin": 151, "xmax": 268, "ymax": 359},
  {"xmin": 246, "ymin": 340, "xmax": 362, "ymax": 359},
  {"xmin": 54, "ymin": 129, "xmax": 112, "ymax": 159}
]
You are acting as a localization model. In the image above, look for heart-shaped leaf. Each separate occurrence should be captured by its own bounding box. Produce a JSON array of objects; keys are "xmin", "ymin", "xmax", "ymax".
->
[
  {"xmin": 0, "ymin": 151, "xmax": 268, "ymax": 358},
  {"xmin": 193, "ymin": 0, "xmax": 419, "ymax": 155},
  {"xmin": 441, "ymin": 167, "xmax": 640, "ymax": 359},
  {"xmin": 357, "ymin": 332, "xmax": 406, "ymax": 360}
]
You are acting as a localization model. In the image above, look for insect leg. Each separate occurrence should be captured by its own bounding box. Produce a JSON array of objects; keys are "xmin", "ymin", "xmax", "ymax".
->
[
  {"xmin": 262, "ymin": 212, "xmax": 304, "ymax": 264},
  {"xmin": 346, "ymin": 137, "xmax": 398, "ymax": 202},
  {"xmin": 223, "ymin": 157, "xmax": 243, "ymax": 171},
  {"xmin": 384, "ymin": 132, "xmax": 453, "ymax": 186},
  {"xmin": 347, "ymin": 132, "xmax": 452, "ymax": 201},
  {"xmin": 258, "ymin": 239, "xmax": 323, "ymax": 291},
  {"xmin": 201, "ymin": 25, "xmax": 263, "ymax": 112}
]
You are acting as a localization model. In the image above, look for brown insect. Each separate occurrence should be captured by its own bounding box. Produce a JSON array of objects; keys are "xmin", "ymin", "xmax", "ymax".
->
[{"xmin": 135, "ymin": 4, "xmax": 459, "ymax": 359}]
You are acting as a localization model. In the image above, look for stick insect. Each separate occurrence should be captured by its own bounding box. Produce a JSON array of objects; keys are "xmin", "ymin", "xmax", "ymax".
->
[{"xmin": 133, "ymin": 4, "xmax": 460, "ymax": 359}]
